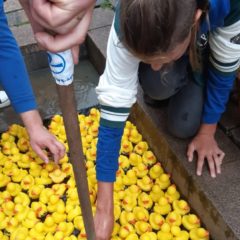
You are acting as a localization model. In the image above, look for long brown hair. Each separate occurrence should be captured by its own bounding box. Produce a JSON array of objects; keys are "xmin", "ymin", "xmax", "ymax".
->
[{"xmin": 120, "ymin": 0, "xmax": 209, "ymax": 70}]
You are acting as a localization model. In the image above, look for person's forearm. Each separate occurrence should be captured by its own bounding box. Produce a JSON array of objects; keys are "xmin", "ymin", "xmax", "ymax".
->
[
  {"xmin": 96, "ymin": 181, "xmax": 114, "ymax": 210},
  {"xmin": 198, "ymin": 123, "xmax": 217, "ymax": 136},
  {"xmin": 20, "ymin": 110, "xmax": 43, "ymax": 134}
]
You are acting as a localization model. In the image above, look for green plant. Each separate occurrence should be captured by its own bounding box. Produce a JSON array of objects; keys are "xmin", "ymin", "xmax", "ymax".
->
[{"xmin": 100, "ymin": 0, "xmax": 114, "ymax": 9}]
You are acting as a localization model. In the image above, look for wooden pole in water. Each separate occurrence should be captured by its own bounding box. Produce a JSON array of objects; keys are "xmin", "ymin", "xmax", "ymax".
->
[{"xmin": 56, "ymin": 83, "xmax": 96, "ymax": 240}]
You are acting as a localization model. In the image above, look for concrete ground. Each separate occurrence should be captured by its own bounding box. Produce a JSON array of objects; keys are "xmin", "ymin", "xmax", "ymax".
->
[{"xmin": 2, "ymin": 1, "xmax": 240, "ymax": 239}]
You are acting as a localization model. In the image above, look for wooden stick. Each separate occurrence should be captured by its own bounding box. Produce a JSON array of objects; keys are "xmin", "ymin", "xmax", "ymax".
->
[{"xmin": 56, "ymin": 83, "xmax": 96, "ymax": 240}]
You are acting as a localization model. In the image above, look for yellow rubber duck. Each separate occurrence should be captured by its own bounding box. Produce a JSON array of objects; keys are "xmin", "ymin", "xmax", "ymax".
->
[
  {"xmin": 5, "ymin": 217, "xmax": 19, "ymax": 233},
  {"xmin": 125, "ymin": 184, "xmax": 141, "ymax": 199},
  {"xmin": 133, "ymin": 162, "xmax": 148, "ymax": 178},
  {"xmin": 57, "ymin": 221, "xmax": 74, "ymax": 237},
  {"xmin": 18, "ymin": 154, "xmax": 31, "ymax": 169},
  {"xmin": 49, "ymin": 169, "xmax": 67, "ymax": 184},
  {"xmin": 67, "ymin": 205, "xmax": 81, "ymax": 222},
  {"xmin": 17, "ymin": 137, "xmax": 29, "ymax": 152},
  {"xmin": 10, "ymin": 227, "xmax": 29, "ymax": 240},
  {"xmin": 123, "ymin": 127, "xmax": 131, "ymax": 140},
  {"xmin": 31, "ymin": 201, "xmax": 47, "ymax": 218},
  {"xmin": 2, "ymin": 200, "xmax": 15, "ymax": 216},
  {"xmin": 73, "ymin": 215, "xmax": 84, "ymax": 232},
  {"xmin": 52, "ymin": 183, "xmax": 67, "ymax": 196},
  {"xmin": 118, "ymin": 223, "xmax": 134, "ymax": 239},
  {"xmin": 171, "ymin": 226, "xmax": 189, "ymax": 240},
  {"xmin": 119, "ymin": 155, "xmax": 130, "ymax": 170},
  {"xmin": 149, "ymin": 163, "xmax": 164, "ymax": 179},
  {"xmin": 120, "ymin": 211, "xmax": 136, "ymax": 225},
  {"xmin": 123, "ymin": 169, "xmax": 137, "ymax": 186},
  {"xmin": 149, "ymin": 212, "xmax": 165, "ymax": 230},
  {"xmin": 122, "ymin": 195, "xmax": 137, "ymax": 212},
  {"xmin": 29, "ymin": 184, "xmax": 44, "ymax": 199},
  {"xmin": 140, "ymin": 232, "xmax": 157, "ymax": 240},
  {"xmin": 129, "ymin": 152, "xmax": 142, "ymax": 166},
  {"xmin": 126, "ymin": 233, "xmax": 139, "ymax": 240},
  {"xmin": 166, "ymin": 211, "xmax": 182, "ymax": 226},
  {"xmin": 154, "ymin": 196, "xmax": 171, "ymax": 215},
  {"xmin": 138, "ymin": 192, "xmax": 153, "ymax": 210},
  {"xmin": 114, "ymin": 176, "xmax": 124, "ymax": 192},
  {"xmin": 0, "ymin": 173, "xmax": 10, "ymax": 188},
  {"xmin": 121, "ymin": 139, "xmax": 133, "ymax": 154},
  {"xmin": 134, "ymin": 141, "xmax": 149, "ymax": 155},
  {"xmin": 189, "ymin": 228, "xmax": 209, "ymax": 240},
  {"xmin": 3, "ymin": 161, "xmax": 17, "ymax": 176},
  {"xmin": 11, "ymin": 168, "xmax": 28, "ymax": 182},
  {"xmin": 155, "ymin": 173, "xmax": 171, "ymax": 190},
  {"xmin": 39, "ymin": 188, "xmax": 54, "ymax": 204},
  {"xmin": 173, "ymin": 199, "xmax": 190, "ymax": 215},
  {"xmin": 14, "ymin": 192, "xmax": 30, "ymax": 206},
  {"xmin": 44, "ymin": 215, "xmax": 57, "ymax": 233},
  {"xmin": 129, "ymin": 128, "xmax": 142, "ymax": 144},
  {"xmin": 14, "ymin": 203, "xmax": 29, "ymax": 222},
  {"xmin": 150, "ymin": 184, "xmax": 165, "ymax": 203},
  {"xmin": 157, "ymin": 223, "xmax": 173, "ymax": 240},
  {"xmin": 88, "ymin": 122, "xmax": 99, "ymax": 138},
  {"xmin": 165, "ymin": 184, "xmax": 180, "ymax": 203},
  {"xmin": 22, "ymin": 210, "xmax": 39, "ymax": 229},
  {"xmin": 89, "ymin": 108, "xmax": 100, "ymax": 122},
  {"xmin": 142, "ymin": 151, "xmax": 157, "ymax": 166},
  {"xmin": 135, "ymin": 221, "xmax": 152, "ymax": 235},
  {"xmin": 20, "ymin": 174, "xmax": 35, "ymax": 190},
  {"xmin": 133, "ymin": 206, "xmax": 149, "ymax": 222},
  {"xmin": 182, "ymin": 214, "xmax": 201, "ymax": 230},
  {"xmin": 114, "ymin": 204, "xmax": 121, "ymax": 221},
  {"xmin": 137, "ymin": 175, "xmax": 153, "ymax": 192},
  {"xmin": 86, "ymin": 146, "xmax": 97, "ymax": 162}
]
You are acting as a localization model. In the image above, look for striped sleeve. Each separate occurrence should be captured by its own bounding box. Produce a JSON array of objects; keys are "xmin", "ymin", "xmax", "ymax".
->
[{"xmin": 95, "ymin": 21, "xmax": 140, "ymax": 128}]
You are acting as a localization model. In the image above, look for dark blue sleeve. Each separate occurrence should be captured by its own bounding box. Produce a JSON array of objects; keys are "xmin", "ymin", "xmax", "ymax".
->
[
  {"xmin": 96, "ymin": 124, "xmax": 123, "ymax": 182},
  {"xmin": 0, "ymin": 5, "xmax": 37, "ymax": 113},
  {"xmin": 202, "ymin": 66, "xmax": 236, "ymax": 124}
]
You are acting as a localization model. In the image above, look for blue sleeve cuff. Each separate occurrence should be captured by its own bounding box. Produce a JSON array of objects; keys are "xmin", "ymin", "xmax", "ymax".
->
[{"xmin": 96, "ymin": 124, "xmax": 124, "ymax": 182}]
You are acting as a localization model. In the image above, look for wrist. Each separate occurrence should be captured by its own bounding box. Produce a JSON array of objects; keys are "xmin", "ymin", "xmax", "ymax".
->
[
  {"xmin": 96, "ymin": 181, "xmax": 113, "ymax": 212},
  {"xmin": 198, "ymin": 123, "xmax": 217, "ymax": 136}
]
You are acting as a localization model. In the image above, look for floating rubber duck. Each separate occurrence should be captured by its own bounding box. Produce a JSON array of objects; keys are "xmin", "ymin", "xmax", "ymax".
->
[
  {"xmin": 114, "ymin": 176, "xmax": 124, "ymax": 192},
  {"xmin": 18, "ymin": 154, "xmax": 31, "ymax": 169},
  {"xmin": 135, "ymin": 221, "xmax": 152, "ymax": 235},
  {"xmin": 14, "ymin": 203, "xmax": 29, "ymax": 222},
  {"xmin": 89, "ymin": 108, "xmax": 100, "ymax": 122},
  {"xmin": 49, "ymin": 169, "xmax": 67, "ymax": 184},
  {"xmin": 126, "ymin": 233, "xmax": 139, "ymax": 240},
  {"xmin": 114, "ymin": 204, "xmax": 121, "ymax": 221},
  {"xmin": 123, "ymin": 169, "xmax": 137, "ymax": 186},
  {"xmin": 173, "ymin": 199, "xmax": 190, "ymax": 215},
  {"xmin": 122, "ymin": 194, "xmax": 137, "ymax": 212},
  {"xmin": 123, "ymin": 127, "xmax": 131, "ymax": 140},
  {"xmin": 67, "ymin": 205, "xmax": 81, "ymax": 222},
  {"xmin": 149, "ymin": 212, "xmax": 165, "ymax": 230},
  {"xmin": 6, "ymin": 182, "xmax": 21, "ymax": 197},
  {"xmin": 129, "ymin": 129, "xmax": 142, "ymax": 144},
  {"xmin": 39, "ymin": 188, "xmax": 54, "ymax": 204},
  {"xmin": 189, "ymin": 228, "xmax": 209, "ymax": 240},
  {"xmin": 120, "ymin": 211, "xmax": 136, "ymax": 225},
  {"xmin": 88, "ymin": 122, "xmax": 99, "ymax": 138},
  {"xmin": 133, "ymin": 206, "xmax": 149, "ymax": 222},
  {"xmin": 154, "ymin": 196, "xmax": 171, "ymax": 215},
  {"xmin": 11, "ymin": 227, "xmax": 29, "ymax": 240},
  {"xmin": 59, "ymin": 154, "xmax": 68, "ymax": 164},
  {"xmin": 171, "ymin": 226, "xmax": 189, "ymax": 240},
  {"xmin": 133, "ymin": 162, "xmax": 148, "ymax": 178},
  {"xmin": 0, "ymin": 173, "xmax": 10, "ymax": 188},
  {"xmin": 165, "ymin": 184, "xmax": 180, "ymax": 203},
  {"xmin": 118, "ymin": 223, "xmax": 134, "ymax": 239},
  {"xmin": 150, "ymin": 184, "xmax": 165, "ymax": 203},
  {"xmin": 156, "ymin": 173, "xmax": 171, "ymax": 190},
  {"xmin": 140, "ymin": 232, "xmax": 157, "ymax": 240},
  {"xmin": 86, "ymin": 146, "xmax": 97, "ymax": 162},
  {"xmin": 28, "ymin": 184, "xmax": 44, "ymax": 199},
  {"xmin": 3, "ymin": 161, "xmax": 17, "ymax": 176},
  {"xmin": 52, "ymin": 183, "xmax": 67, "ymax": 196},
  {"xmin": 31, "ymin": 201, "xmax": 47, "ymax": 218},
  {"xmin": 157, "ymin": 223, "xmax": 173, "ymax": 240},
  {"xmin": 138, "ymin": 192, "xmax": 153, "ymax": 210},
  {"xmin": 166, "ymin": 211, "xmax": 182, "ymax": 226},
  {"xmin": 182, "ymin": 214, "xmax": 201, "ymax": 230},
  {"xmin": 29, "ymin": 222, "xmax": 45, "ymax": 239},
  {"xmin": 121, "ymin": 139, "xmax": 133, "ymax": 154},
  {"xmin": 119, "ymin": 155, "xmax": 130, "ymax": 170},
  {"xmin": 14, "ymin": 192, "xmax": 30, "ymax": 206},
  {"xmin": 125, "ymin": 185, "xmax": 141, "ymax": 199},
  {"xmin": 22, "ymin": 210, "xmax": 39, "ymax": 229},
  {"xmin": 134, "ymin": 141, "xmax": 149, "ymax": 155},
  {"xmin": 44, "ymin": 215, "xmax": 57, "ymax": 233},
  {"xmin": 149, "ymin": 163, "xmax": 163, "ymax": 179},
  {"xmin": 142, "ymin": 151, "xmax": 157, "ymax": 166},
  {"xmin": 5, "ymin": 216, "xmax": 19, "ymax": 233},
  {"xmin": 20, "ymin": 174, "xmax": 35, "ymax": 190},
  {"xmin": 17, "ymin": 137, "xmax": 29, "ymax": 152},
  {"xmin": 137, "ymin": 175, "xmax": 153, "ymax": 192},
  {"xmin": 1, "ymin": 141, "xmax": 14, "ymax": 155},
  {"xmin": 2, "ymin": 200, "xmax": 15, "ymax": 216},
  {"xmin": 57, "ymin": 221, "xmax": 74, "ymax": 237},
  {"xmin": 129, "ymin": 152, "xmax": 142, "ymax": 166}
]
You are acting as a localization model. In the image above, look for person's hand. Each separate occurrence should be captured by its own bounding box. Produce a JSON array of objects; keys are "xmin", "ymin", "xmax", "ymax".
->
[
  {"xmin": 20, "ymin": 110, "xmax": 65, "ymax": 163},
  {"xmin": 94, "ymin": 182, "xmax": 114, "ymax": 240},
  {"xmin": 187, "ymin": 124, "xmax": 225, "ymax": 178}
]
